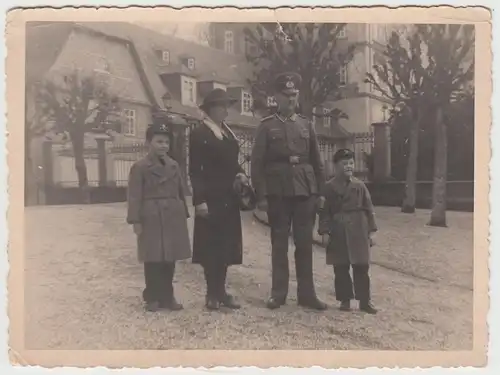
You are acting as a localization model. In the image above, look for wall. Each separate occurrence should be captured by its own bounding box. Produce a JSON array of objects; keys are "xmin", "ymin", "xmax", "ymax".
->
[
  {"xmin": 47, "ymin": 28, "xmax": 151, "ymax": 105},
  {"xmin": 334, "ymin": 96, "xmax": 370, "ymax": 133}
]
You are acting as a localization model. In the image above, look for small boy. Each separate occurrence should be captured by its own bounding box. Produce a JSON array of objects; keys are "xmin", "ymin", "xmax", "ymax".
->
[
  {"xmin": 127, "ymin": 121, "xmax": 192, "ymax": 312},
  {"xmin": 318, "ymin": 149, "xmax": 378, "ymax": 314}
]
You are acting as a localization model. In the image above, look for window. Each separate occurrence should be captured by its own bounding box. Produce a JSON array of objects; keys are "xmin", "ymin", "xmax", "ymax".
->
[
  {"xmin": 122, "ymin": 109, "xmax": 136, "ymax": 136},
  {"xmin": 224, "ymin": 30, "xmax": 234, "ymax": 54},
  {"xmin": 213, "ymin": 82, "xmax": 227, "ymax": 91},
  {"xmin": 323, "ymin": 107, "xmax": 331, "ymax": 127},
  {"xmin": 187, "ymin": 58, "xmax": 195, "ymax": 70},
  {"xmin": 267, "ymin": 96, "xmax": 277, "ymax": 107},
  {"xmin": 94, "ymin": 57, "xmax": 110, "ymax": 73},
  {"xmin": 241, "ymin": 91, "xmax": 253, "ymax": 115},
  {"xmin": 181, "ymin": 77, "xmax": 197, "ymax": 106},
  {"xmin": 162, "ymin": 50, "xmax": 170, "ymax": 64},
  {"xmin": 339, "ymin": 64, "xmax": 348, "ymax": 86},
  {"xmin": 338, "ymin": 25, "xmax": 347, "ymax": 39},
  {"xmin": 312, "ymin": 107, "xmax": 317, "ymax": 126}
]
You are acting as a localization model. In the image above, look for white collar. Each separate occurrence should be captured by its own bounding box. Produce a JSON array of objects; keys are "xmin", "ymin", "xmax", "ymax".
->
[{"xmin": 203, "ymin": 117, "xmax": 237, "ymax": 141}]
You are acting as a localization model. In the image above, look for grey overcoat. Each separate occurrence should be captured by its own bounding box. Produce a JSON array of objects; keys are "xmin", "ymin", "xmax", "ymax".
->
[
  {"xmin": 318, "ymin": 176, "xmax": 377, "ymax": 265},
  {"xmin": 127, "ymin": 153, "xmax": 192, "ymax": 263}
]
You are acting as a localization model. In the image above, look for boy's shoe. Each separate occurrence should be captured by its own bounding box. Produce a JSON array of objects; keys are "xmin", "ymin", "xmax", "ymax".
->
[
  {"xmin": 206, "ymin": 297, "xmax": 220, "ymax": 311},
  {"xmin": 220, "ymin": 294, "xmax": 241, "ymax": 309},
  {"xmin": 145, "ymin": 301, "xmax": 160, "ymax": 312},
  {"xmin": 339, "ymin": 300, "xmax": 352, "ymax": 311},
  {"xmin": 266, "ymin": 297, "xmax": 286, "ymax": 309},
  {"xmin": 359, "ymin": 301, "xmax": 378, "ymax": 314},
  {"xmin": 160, "ymin": 297, "xmax": 184, "ymax": 311}
]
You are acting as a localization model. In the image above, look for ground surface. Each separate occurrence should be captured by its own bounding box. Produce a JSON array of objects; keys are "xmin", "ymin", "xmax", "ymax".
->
[{"xmin": 24, "ymin": 203, "xmax": 473, "ymax": 350}]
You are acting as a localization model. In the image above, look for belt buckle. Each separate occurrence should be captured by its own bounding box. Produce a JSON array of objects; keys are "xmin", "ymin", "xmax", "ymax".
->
[{"xmin": 289, "ymin": 156, "xmax": 300, "ymax": 164}]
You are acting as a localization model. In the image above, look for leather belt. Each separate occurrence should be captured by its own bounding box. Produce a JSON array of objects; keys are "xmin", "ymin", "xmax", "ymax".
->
[{"xmin": 269, "ymin": 155, "xmax": 310, "ymax": 165}]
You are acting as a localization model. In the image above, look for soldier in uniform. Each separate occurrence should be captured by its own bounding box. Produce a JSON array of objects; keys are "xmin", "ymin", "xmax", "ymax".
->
[{"xmin": 251, "ymin": 72, "xmax": 327, "ymax": 310}]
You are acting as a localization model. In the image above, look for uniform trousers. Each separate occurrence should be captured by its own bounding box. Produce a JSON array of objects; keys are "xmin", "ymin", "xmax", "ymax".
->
[
  {"xmin": 142, "ymin": 262, "xmax": 175, "ymax": 304},
  {"xmin": 203, "ymin": 263, "xmax": 228, "ymax": 299},
  {"xmin": 333, "ymin": 264, "xmax": 371, "ymax": 302},
  {"xmin": 267, "ymin": 195, "xmax": 317, "ymax": 302}
]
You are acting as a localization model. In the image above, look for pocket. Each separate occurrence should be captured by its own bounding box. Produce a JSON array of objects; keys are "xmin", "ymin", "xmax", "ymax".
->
[{"xmin": 269, "ymin": 129, "xmax": 285, "ymax": 141}]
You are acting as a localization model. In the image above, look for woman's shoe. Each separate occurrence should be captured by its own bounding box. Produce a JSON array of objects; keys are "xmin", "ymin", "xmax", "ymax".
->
[
  {"xmin": 206, "ymin": 297, "xmax": 220, "ymax": 310},
  {"xmin": 220, "ymin": 294, "xmax": 241, "ymax": 309}
]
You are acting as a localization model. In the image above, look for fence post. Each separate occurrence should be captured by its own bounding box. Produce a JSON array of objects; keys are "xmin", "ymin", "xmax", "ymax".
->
[
  {"xmin": 96, "ymin": 138, "xmax": 107, "ymax": 187},
  {"xmin": 105, "ymin": 140, "xmax": 116, "ymax": 187},
  {"xmin": 41, "ymin": 140, "xmax": 54, "ymax": 204},
  {"xmin": 371, "ymin": 122, "xmax": 391, "ymax": 181}
]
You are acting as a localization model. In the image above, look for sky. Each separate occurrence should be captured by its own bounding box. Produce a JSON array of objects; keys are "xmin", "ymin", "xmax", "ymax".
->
[{"xmin": 133, "ymin": 22, "xmax": 210, "ymax": 45}]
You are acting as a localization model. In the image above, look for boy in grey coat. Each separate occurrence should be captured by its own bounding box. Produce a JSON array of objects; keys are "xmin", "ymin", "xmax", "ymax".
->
[
  {"xmin": 127, "ymin": 121, "xmax": 192, "ymax": 312},
  {"xmin": 318, "ymin": 149, "xmax": 378, "ymax": 314}
]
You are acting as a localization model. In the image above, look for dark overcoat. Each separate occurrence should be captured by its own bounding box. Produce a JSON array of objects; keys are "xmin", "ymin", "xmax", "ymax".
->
[
  {"xmin": 189, "ymin": 119, "xmax": 244, "ymax": 267},
  {"xmin": 127, "ymin": 153, "xmax": 192, "ymax": 263},
  {"xmin": 318, "ymin": 177, "xmax": 377, "ymax": 265}
]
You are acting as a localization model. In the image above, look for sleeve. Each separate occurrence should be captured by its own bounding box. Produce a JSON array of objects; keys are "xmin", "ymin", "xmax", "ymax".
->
[
  {"xmin": 177, "ymin": 164, "xmax": 190, "ymax": 218},
  {"xmin": 188, "ymin": 128, "xmax": 208, "ymax": 207},
  {"xmin": 317, "ymin": 185, "xmax": 333, "ymax": 235},
  {"xmin": 309, "ymin": 121, "xmax": 326, "ymax": 195},
  {"xmin": 362, "ymin": 183, "xmax": 378, "ymax": 233},
  {"xmin": 250, "ymin": 122, "xmax": 268, "ymax": 201},
  {"xmin": 126, "ymin": 163, "xmax": 143, "ymax": 224}
]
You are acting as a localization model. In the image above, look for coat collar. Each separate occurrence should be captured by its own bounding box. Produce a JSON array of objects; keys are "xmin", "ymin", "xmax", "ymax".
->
[
  {"xmin": 275, "ymin": 113, "xmax": 298, "ymax": 123},
  {"xmin": 203, "ymin": 116, "xmax": 237, "ymax": 141},
  {"xmin": 145, "ymin": 152, "xmax": 176, "ymax": 179}
]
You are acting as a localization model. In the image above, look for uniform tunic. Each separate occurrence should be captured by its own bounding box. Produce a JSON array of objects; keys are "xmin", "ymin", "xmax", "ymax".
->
[
  {"xmin": 319, "ymin": 176, "xmax": 377, "ymax": 265},
  {"xmin": 189, "ymin": 120, "xmax": 244, "ymax": 267},
  {"xmin": 250, "ymin": 113, "xmax": 325, "ymax": 200},
  {"xmin": 127, "ymin": 153, "xmax": 192, "ymax": 263}
]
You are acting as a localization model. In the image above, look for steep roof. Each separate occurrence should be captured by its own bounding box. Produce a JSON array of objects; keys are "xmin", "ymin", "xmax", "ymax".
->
[{"xmin": 25, "ymin": 22, "xmax": 74, "ymax": 86}]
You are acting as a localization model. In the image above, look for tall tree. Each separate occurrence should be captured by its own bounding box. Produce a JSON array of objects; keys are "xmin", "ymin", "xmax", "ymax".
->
[
  {"xmin": 365, "ymin": 27, "xmax": 427, "ymax": 213},
  {"xmin": 34, "ymin": 69, "xmax": 122, "ymax": 190},
  {"xmin": 244, "ymin": 23, "xmax": 355, "ymax": 123},
  {"xmin": 417, "ymin": 24, "xmax": 474, "ymax": 227}
]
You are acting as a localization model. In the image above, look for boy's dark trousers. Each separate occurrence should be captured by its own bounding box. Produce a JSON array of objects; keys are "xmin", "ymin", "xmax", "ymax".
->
[
  {"xmin": 333, "ymin": 264, "xmax": 371, "ymax": 302},
  {"xmin": 203, "ymin": 263, "xmax": 228, "ymax": 300},
  {"xmin": 142, "ymin": 262, "xmax": 176, "ymax": 304}
]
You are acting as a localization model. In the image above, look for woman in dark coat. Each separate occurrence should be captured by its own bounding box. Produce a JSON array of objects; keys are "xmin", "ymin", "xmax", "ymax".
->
[{"xmin": 189, "ymin": 88, "xmax": 248, "ymax": 310}]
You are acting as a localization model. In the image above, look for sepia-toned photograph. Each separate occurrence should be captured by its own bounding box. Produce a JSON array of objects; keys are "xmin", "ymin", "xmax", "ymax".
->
[{"xmin": 6, "ymin": 5, "xmax": 491, "ymax": 369}]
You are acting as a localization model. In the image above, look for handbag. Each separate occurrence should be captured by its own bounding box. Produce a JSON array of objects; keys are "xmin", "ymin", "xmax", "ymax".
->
[{"xmin": 233, "ymin": 174, "xmax": 257, "ymax": 211}]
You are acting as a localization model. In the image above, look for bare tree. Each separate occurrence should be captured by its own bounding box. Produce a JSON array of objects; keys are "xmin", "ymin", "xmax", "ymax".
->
[
  {"xmin": 417, "ymin": 24, "xmax": 474, "ymax": 227},
  {"xmin": 365, "ymin": 27, "xmax": 427, "ymax": 213},
  {"xmin": 34, "ymin": 69, "xmax": 122, "ymax": 191},
  {"xmin": 244, "ymin": 23, "xmax": 355, "ymax": 122}
]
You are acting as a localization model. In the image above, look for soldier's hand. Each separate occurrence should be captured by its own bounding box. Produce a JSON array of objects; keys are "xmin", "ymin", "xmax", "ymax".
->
[
  {"xmin": 316, "ymin": 195, "xmax": 326, "ymax": 212},
  {"xmin": 133, "ymin": 223, "xmax": 143, "ymax": 236},
  {"xmin": 195, "ymin": 203, "xmax": 209, "ymax": 218},
  {"xmin": 257, "ymin": 199, "xmax": 268, "ymax": 211}
]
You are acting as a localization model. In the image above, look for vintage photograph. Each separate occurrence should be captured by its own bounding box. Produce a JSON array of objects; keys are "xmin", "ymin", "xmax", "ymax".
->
[{"xmin": 7, "ymin": 5, "xmax": 490, "ymax": 369}]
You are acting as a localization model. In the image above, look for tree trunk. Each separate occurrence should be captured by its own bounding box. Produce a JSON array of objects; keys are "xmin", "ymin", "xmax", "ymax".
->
[
  {"xmin": 71, "ymin": 134, "xmax": 90, "ymax": 204},
  {"xmin": 429, "ymin": 107, "xmax": 447, "ymax": 227},
  {"xmin": 401, "ymin": 116, "xmax": 420, "ymax": 213}
]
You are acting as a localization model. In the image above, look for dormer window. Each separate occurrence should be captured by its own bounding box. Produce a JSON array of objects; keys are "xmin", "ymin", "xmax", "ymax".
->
[
  {"xmin": 267, "ymin": 96, "xmax": 277, "ymax": 107},
  {"xmin": 338, "ymin": 25, "xmax": 347, "ymax": 39},
  {"xmin": 162, "ymin": 50, "xmax": 170, "ymax": 64},
  {"xmin": 241, "ymin": 91, "xmax": 253, "ymax": 115},
  {"xmin": 94, "ymin": 57, "xmax": 110, "ymax": 73},
  {"xmin": 187, "ymin": 58, "xmax": 195, "ymax": 70}
]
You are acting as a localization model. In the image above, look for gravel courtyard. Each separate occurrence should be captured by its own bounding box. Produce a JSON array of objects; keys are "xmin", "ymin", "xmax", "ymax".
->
[{"xmin": 24, "ymin": 203, "xmax": 473, "ymax": 350}]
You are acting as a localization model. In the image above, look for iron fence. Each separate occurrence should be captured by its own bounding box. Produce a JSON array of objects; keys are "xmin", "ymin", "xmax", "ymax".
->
[{"xmin": 49, "ymin": 126, "xmax": 374, "ymax": 190}]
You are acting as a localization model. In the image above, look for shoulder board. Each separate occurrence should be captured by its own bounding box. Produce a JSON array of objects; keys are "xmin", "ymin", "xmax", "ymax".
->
[
  {"xmin": 297, "ymin": 113, "xmax": 307, "ymax": 119},
  {"xmin": 260, "ymin": 114, "xmax": 275, "ymax": 122}
]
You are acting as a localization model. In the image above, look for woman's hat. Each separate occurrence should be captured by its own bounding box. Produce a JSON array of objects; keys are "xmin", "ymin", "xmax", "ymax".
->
[{"xmin": 199, "ymin": 88, "xmax": 238, "ymax": 113}]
